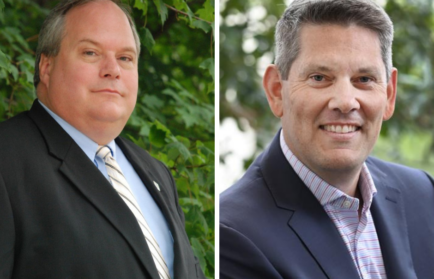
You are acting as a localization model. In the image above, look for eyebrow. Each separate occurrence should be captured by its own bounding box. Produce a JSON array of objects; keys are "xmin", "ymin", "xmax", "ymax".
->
[
  {"xmin": 299, "ymin": 65, "xmax": 333, "ymax": 78},
  {"xmin": 357, "ymin": 67, "xmax": 382, "ymax": 77},
  {"xmin": 77, "ymin": 38, "xmax": 137, "ymax": 55},
  {"xmin": 299, "ymin": 64, "xmax": 383, "ymax": 78}
]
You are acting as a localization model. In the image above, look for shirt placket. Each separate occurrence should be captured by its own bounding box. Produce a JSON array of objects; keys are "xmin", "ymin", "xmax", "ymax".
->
[{"xmin": 354, "ymin": 211, "xmax": 369, "ymax": 278}]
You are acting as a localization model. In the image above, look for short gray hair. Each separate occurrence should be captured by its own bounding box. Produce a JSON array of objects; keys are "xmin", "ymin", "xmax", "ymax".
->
[
  {"xmin": 34, "ymin": 0, "xmax": 141, "ymax": 88},
  {"xmin": 275, "ymin": 0, "xmax": 394, "ymax": 80}
]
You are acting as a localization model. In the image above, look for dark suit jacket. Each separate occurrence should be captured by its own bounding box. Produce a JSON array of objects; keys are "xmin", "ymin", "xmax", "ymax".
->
[
  {"xmin": 0, "ymin": 100, "xmax": 204, "ymax": 279},
  {"xmin": 220, "ymin": 132, "xmax": 434, "ymax": 279}
]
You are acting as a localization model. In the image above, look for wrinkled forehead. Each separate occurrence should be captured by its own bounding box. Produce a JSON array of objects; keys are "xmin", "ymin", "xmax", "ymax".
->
[{"xmin": 293, "ymin": 24, "xmax": 386, "ymax": 77}]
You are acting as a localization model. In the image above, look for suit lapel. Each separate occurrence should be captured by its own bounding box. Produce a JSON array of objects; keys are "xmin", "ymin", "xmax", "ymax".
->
[
  {"xmin": 367, "ymin": 159, "xmax": 418, "ymax": 279},
  {"xmin": 29, "ymin": 100, "xmax": 160, "ymax": 279},
  {"xmin": 116, "ymin": 138, "xmax": 190, "ymax": 279},
  {"xmin": 261, "ymin": 132, "xmax": 359, "ymax": 279},
  {"xmin": 115, "ymin": 138, "xmax": 170, "ymax": 223}
]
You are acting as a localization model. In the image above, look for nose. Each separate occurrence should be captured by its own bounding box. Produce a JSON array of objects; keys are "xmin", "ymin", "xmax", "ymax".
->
[
  {"xmin": 100, "ymin": 56, "xmax": 120, "ymax": 79},
  {"xmin": 328, "ymin": 80, "xmax": 360, "ymax": 113}
]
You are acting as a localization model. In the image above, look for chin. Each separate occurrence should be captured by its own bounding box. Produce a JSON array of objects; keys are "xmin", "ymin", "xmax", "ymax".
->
[
  {"xmin": 89, "ymin": 110, "xmax": 127, "ymax": 123},
  {"xmin": 318, "ymin": 150, "xmax": 367, "ymax": 172}
]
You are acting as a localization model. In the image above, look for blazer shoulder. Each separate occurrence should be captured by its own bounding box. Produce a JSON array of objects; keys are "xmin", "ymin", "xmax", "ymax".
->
[
  {"xmin": 367, "ymin": 156, "xmax": 434, "ymax": 194},
  {"xmin": 220, "ymin": 154, "xmax": 278, "ymax": 230},
  {"xmin": 0, "ymin": 111, "xmax": 34, "ymax": 142}
]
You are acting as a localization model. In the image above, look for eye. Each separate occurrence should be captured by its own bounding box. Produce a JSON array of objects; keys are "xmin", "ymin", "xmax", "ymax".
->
[
  {"xmin": 83, "ymin": 51, "xmax": 96, "ymax": 56},
  {"xmin": 358, "ymin": 76, "xmax": 373, "ymax": 83},
  {"xmin": 119, "ymin": 56, "xmax": 132, "ymax": 62},
  {"xmin": 310, "ymin": 75, "xmax": 325, "ymax": 82}
]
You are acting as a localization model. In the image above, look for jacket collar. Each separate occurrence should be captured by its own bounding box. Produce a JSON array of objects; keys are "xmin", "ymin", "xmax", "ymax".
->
[
  {"xmin": 367, "ymin": 158, "xmax": 417, "ymax": 279},
  {"xmin": 261, "ymin": 131, "xmax": 360, "ymax": 279},
  {"xmin": 260, "ymin": 131, "xmax": 418, "ymax": 279}
]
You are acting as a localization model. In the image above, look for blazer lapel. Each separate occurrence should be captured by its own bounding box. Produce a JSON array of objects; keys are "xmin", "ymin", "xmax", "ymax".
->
[
  {"xmin": 29, "ymin": 100, "xmax": 160, "ymax": 279},
  {"xmin": 261, "ymin": 132, "xmax": 360, "ymax": 279},
  {"xmin": 367, "ymin": 159, "xmax": 418, "ymax": 279},
  {"xmin": 116, "ymin": 138, "xmax": 191, "ymax": 279}
]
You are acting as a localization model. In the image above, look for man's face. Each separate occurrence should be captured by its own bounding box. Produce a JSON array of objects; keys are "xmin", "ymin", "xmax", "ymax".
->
[
  {"xmin": 39, "ymin": 0, "xmax": 138, "ymax": 143},
  {"xmin": 267, "ymin": 24, "xmax": 396, "ymax": 181}
]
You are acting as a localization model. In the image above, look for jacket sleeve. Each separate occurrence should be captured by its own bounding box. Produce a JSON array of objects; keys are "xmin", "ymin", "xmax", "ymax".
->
[
  {"xmin": 0, "ymin": 172, "xmax": 14, "ymax": 279},
  {"xmin": 220, "ymin": 223, "xmax": 284, "ymax": 279}
]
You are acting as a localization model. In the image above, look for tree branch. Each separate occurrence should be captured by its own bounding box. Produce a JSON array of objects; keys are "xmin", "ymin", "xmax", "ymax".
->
[{"xmin": 164, "ymin": 4, "xmax": 212, "ymax": 25}]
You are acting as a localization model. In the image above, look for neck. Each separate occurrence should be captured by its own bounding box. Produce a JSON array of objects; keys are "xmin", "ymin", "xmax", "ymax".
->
[{"xmin": 315, "ymin": 167, "xmax": 362, "ymax": 197}]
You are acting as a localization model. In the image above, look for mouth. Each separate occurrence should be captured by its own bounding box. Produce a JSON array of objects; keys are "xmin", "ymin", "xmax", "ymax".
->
[
  {"xmin": 319, "ymin": 124, "xmax": 361, "ymax": 134},
  {"xmin": 92, "ymin": 89, "xmax": 121, "ymax": 95}
]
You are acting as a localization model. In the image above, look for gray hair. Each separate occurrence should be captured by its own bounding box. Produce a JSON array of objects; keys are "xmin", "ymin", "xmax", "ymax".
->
[
  {"xmin": 34, "ymin": 0, "xmax": 141, "ymax": 88},
  {"xmin": 275, "ymin": 0, "xmax": 394, "ymax": 80}
]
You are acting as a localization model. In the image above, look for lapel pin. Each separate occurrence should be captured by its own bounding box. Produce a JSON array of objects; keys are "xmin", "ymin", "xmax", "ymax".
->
[{"xmin": 153, "ymin": 181, "xmax": 160, "ymax": 191}]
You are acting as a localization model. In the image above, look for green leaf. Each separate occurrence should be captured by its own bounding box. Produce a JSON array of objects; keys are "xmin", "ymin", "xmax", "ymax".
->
[
  {"xmin": 199, "ymin": 58, "xmax": 214, "ymax": 79},
  {"xmin": 176, "ymin": 135, "xmax": 191, "ymax": 148},
  {"xmin": 149, "ymin": 120, "xmax": 170, "ymax": 147},
  {"xmin": 191, "ymin": 238, "xmax": 207, "ymax": 272},
  {"xmin": 174, "ymin": 176, "xmax": 189, "ymax": 194},
  {"xmin": 191, "ymin": 19, "xmax": 211, "ymax": 33},
  {"xmin": 134, "ymin": 0, "xmax": 148, "ymax": 14},
  {"xmin": 141, "ymin": 94, "xmax": 164, "ymax": 109},
  {"xmin": 152, "ymin": 0, "xmax": 168, "ymax": 25},
  {"xmin": 0, "ymin": 0, "xmax": 4, "ymax": 12},
  {"xmin": 179, "ymin": 197, "xmax": 203, "ymax": 207},
  {"xmin": 167, "ymin": 141, "xmax": 191, "ymax": 160},
  {"xmin": 9, "ymin": 64, "xmax": 18, "ymax": 81},
  {"xmin": 141, "ymin": 27, "xmax": 155, "ymax": 53},
  {"xmin": 0, "ymin": 50, "xmax": 9, "ymax": 71},
  {"xmin": 196, "ymin": 0, "xmax": 214, "ymax": 22},
  {"xmin": 172, "ymin": 0, "xmax": 193, "ymax": 22},
  {"xmin": 175, "ymin": 107, "xmax": 197, "ymax": 128}
]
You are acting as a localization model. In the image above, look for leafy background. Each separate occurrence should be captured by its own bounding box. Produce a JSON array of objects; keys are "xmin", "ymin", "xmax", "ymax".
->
[
  {"xmin": 0, "ymin": 0, "xmax": 214, "ymax": 277},
  {"xmin": 219, "ymin": 0, "xmax": 434, "ymax": 191}
]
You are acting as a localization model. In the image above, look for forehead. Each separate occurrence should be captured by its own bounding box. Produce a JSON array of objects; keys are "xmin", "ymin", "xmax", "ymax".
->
[
  {"xmin": 62, "ymin": 1, "xmax": 136, "ymax": 49},
  {"xmin": 294, "ymin": 24, "xmax": 383, "ymax": 72}
]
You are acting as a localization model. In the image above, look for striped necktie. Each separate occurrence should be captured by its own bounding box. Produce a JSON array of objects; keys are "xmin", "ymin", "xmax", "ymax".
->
[{"xmin": 96, "ymin": 145, "xmax": 171, "ymax": 279}]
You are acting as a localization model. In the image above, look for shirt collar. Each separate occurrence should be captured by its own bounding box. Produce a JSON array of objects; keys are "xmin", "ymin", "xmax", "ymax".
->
[
  {"xmin": 38, "ymin": 100, "xmax": 116, "ymax": 162},
  {"xmin": 279, "ymin": 130, "xmax": 377, "ymax": 211}
]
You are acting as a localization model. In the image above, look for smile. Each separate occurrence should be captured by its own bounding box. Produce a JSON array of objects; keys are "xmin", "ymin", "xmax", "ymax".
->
[{"xmin": 320, "ymin": 124, "xmax": 361, "ymax": 134}]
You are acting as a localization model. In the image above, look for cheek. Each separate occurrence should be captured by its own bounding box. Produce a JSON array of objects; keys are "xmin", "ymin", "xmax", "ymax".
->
[
  {"xmin": 288, "ymin": 92, "xmax": 324, "ymax": 124},
  {"xmin": 360, "ymin": 95, "xmax": 387, "ymax": 123},
  {"xmin": 124, "ymin": 73, "xmax": 138, "ymax": 101}
]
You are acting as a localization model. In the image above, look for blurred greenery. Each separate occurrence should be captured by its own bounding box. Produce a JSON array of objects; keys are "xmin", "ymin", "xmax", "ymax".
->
[
  {"xmin": 0, "ymin": 0, "xmax": 214, "ymax": 277},
  {"xmin": 220, "ymin": 0, "xmax": 434, "ymax": 176}
]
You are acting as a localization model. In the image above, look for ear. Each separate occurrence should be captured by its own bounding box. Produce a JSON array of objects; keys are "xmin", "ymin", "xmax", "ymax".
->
[
  {"xmin": 383, "ymin": 67, "xmax": 397, "ymax": 121},
  {"xmin": 263, "ymin": 65, "xmax": 284, "ymax": 118},
  {"xmin": 38, "ymin": 54, "xmax": 54, "ymax": 89}
]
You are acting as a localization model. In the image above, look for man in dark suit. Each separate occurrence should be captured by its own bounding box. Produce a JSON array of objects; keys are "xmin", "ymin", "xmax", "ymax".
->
[
  {"xmin": 220, "ymin": 0, "xmax": 434, "ymax": 278},
  {"xmin": 0, "ymin": 1, "xmax": 204, "ymax": 278}
]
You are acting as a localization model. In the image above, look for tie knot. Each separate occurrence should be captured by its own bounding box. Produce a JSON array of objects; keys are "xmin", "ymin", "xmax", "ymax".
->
[{"xmin": 96, "ymin": 145, "xmax": 112, "ymax": 161}]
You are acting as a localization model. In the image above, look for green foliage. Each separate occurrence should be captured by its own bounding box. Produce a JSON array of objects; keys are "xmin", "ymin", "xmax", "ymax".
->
[
  {"xmin": 0, "ymin": 0, "xmax": 214, "ymax": 277},
  {"xmin": 220, "ymin": 0, "xmax": 434, "ymax": 176}
]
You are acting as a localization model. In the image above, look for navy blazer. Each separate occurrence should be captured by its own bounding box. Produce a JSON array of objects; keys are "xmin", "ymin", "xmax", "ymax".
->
[
  {"xmin": 220, "ymin": 132, "xmax": 434, "ymax": 279},
  {"xmin": 0, "ymin": 100, "xmax": 204, "ymax": 279}
]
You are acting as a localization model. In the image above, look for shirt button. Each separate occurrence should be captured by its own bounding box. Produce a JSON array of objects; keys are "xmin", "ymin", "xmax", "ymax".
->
[{"xmin": 343, "ymin": 201, "xmax": 351, "ymax": 208}]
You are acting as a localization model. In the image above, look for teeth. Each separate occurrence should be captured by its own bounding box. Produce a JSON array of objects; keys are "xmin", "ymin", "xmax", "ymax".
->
[{"xmin": 323, "ymin": 125, "xmax": 358, "ymax": 134}]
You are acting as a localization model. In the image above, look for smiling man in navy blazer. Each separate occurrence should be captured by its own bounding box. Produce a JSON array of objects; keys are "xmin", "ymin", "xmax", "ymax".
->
[
  {"xmin": 220, "ymin": 0, "xmax": 434, "ymax": 278},
  {"xmin": 0, "ymin": 0, "xmax": 204, "ymax": 278}
]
